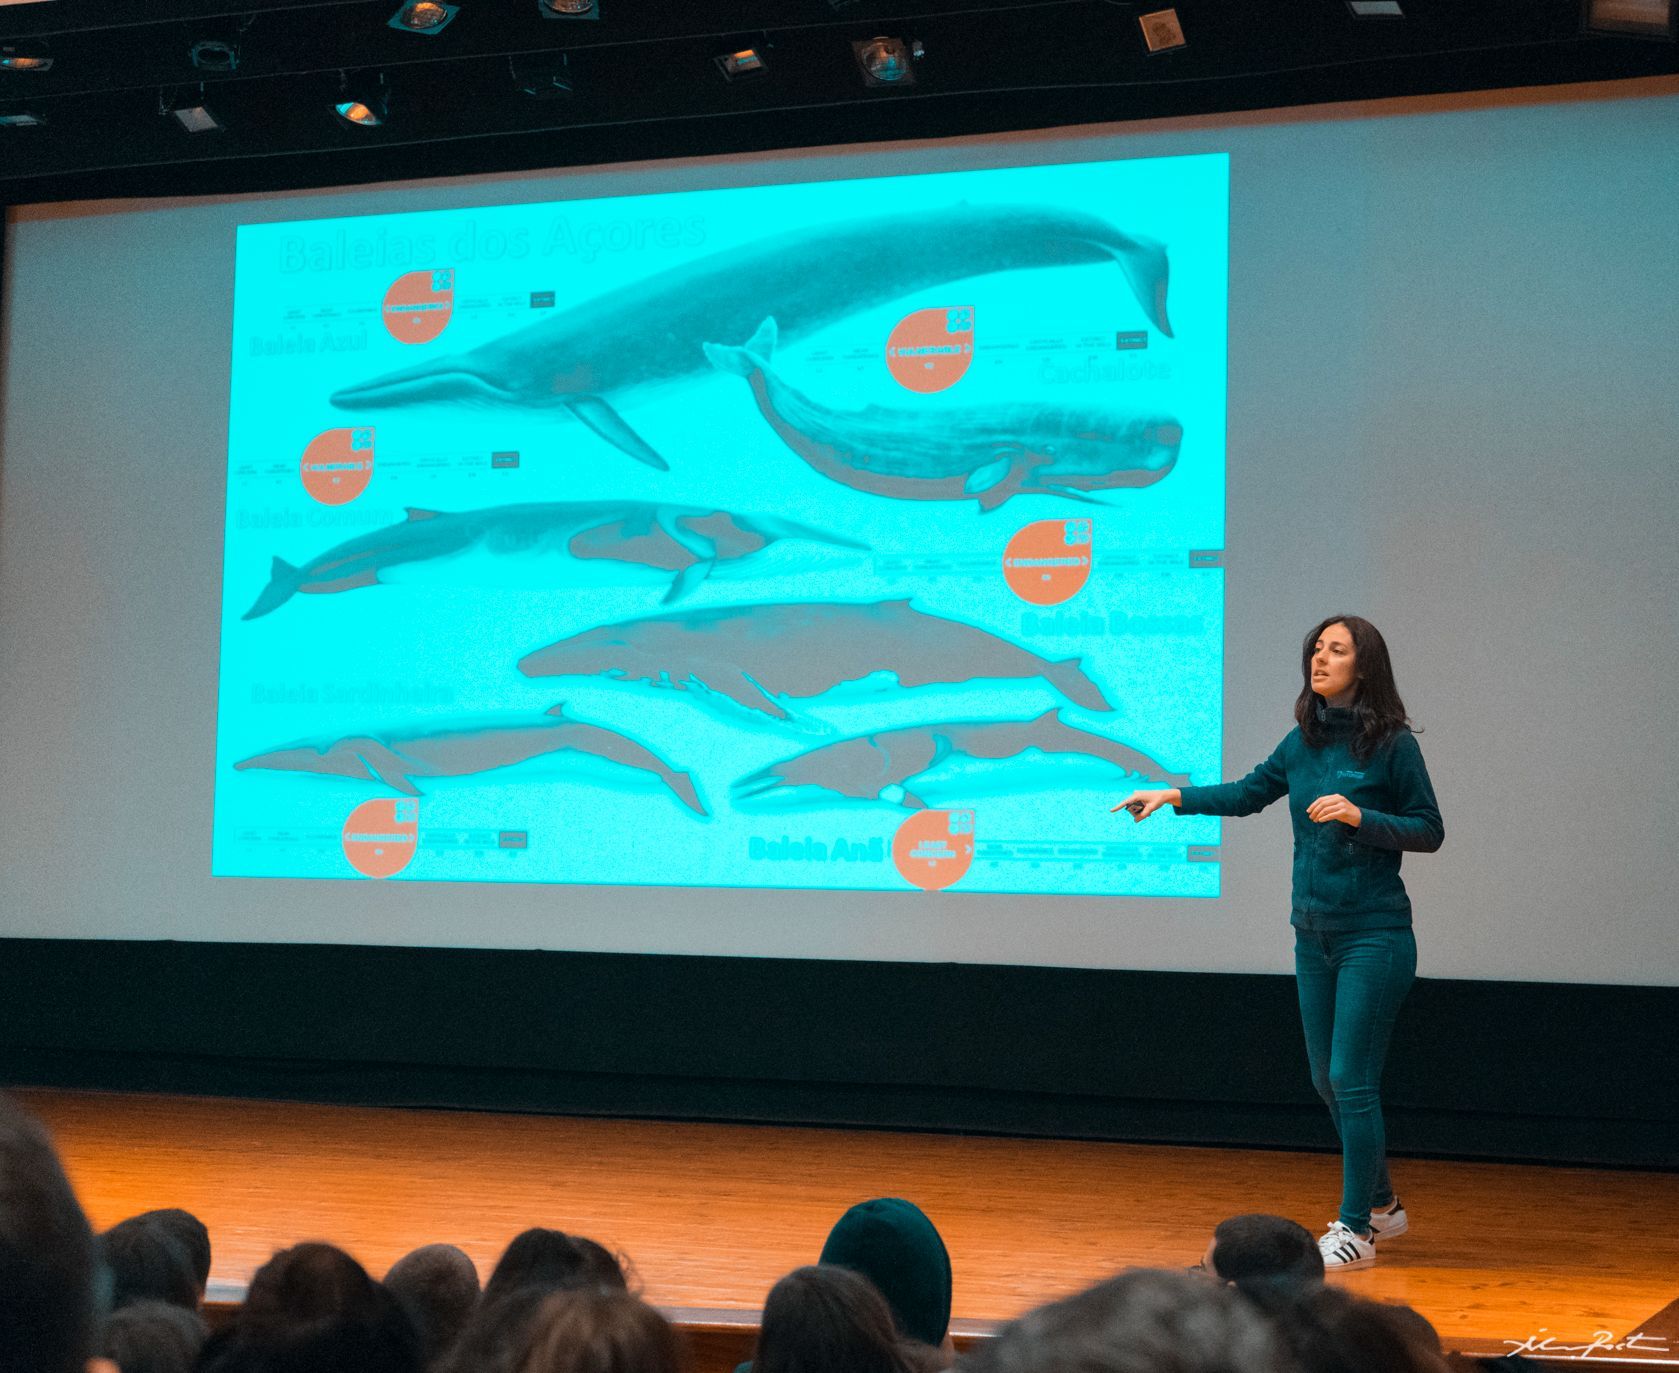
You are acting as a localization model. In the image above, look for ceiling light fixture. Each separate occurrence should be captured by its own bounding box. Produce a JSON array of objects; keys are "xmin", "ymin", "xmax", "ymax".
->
[
  {"xmin": 537, "ymin": 0, "xmax": 597, "ymax": 17},
  {"xmin": 162, "ymin": 87, "xmax": 224, "ymax": 132},
  {"xmin": 335, "ymin": 73, "xmax": 390, "ymax": 128},
  {"xmin": 716, "ymin": 47, "xmax": 768, "ymax": 80},
  {"xmin": 1139, "ymin": 8, "xmax": 1188, "ymax": 52},
  {"xmin": 854, "ymin": 36, "xmax": 919, "ymax": 86},
  {"xmin": 390, "ymin": 3, "xmax": 460, "ymax": 34},
  {"xmin": 0, "ymin": 41, "xmax": 54, "ymax": 73},
  {"xmin": 1582, "ymin": 0, "xmax": 1677, "ymax": 36},
  {"xmin": 190, "ymin": 39, "xmax": 240, "ymax": 74}
]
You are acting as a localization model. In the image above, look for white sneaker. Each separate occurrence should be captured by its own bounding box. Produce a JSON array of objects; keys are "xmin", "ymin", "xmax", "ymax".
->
[
  {"xmin": 1369, "ymin": 1196, "xmax": 1408, "ymax": 1240},
  {"xmin": 1319, "ymin": 1221, "xmax": 1376, "ymax": 1271}
]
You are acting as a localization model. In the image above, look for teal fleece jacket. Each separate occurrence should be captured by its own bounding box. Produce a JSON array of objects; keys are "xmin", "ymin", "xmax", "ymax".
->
[{"xmin": 1174, "ymin": 707, "xmax": 1443, "ymax": 930}]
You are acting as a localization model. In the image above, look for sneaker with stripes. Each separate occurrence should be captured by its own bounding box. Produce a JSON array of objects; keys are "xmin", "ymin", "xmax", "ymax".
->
[
  {"xmin": 1318, "ymin": 1220, "xmax": 1376, "ymax": 1270},
  {"xmin": 1369, "ymin": 1196, "xmax": 1408, "ymax": 1240}
]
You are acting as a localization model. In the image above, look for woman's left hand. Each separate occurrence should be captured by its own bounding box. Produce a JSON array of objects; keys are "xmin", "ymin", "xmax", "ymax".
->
[{"xmin": 1307, "ymin": 794, "xmax": 1362, "ymax": 828}]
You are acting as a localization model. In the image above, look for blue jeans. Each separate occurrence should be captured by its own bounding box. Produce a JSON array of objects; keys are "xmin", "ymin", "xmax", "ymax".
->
[{"xmin": 1294, "ymin": 926, "xmax": 1416, "ymax": 1234}]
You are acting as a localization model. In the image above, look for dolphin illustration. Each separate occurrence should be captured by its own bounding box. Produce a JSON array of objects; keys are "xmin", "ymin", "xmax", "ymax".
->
[
  {"xmin": 517, "ymin": 600, "xmax": 1113, "ymax": 721},
  {"xmin": 328, "ymin": 204, "xmax": 1173, "ymax": 468},
  {"xmin": 233, "ymin": 707, "xmax": 706, "ymax": 814},
  {"xmin": 734, "ymin": 709, "xmax": 1188, "ymax": 809},
  {"xmin": 240, "ymin": 500, "xmax": 867, "ymax": 620},
  {"xmin": 706, "ymin": 318, "xmax": 1182, "ymax": 512}
]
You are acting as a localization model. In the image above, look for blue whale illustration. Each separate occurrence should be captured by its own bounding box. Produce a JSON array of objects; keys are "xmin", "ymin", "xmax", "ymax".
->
[
  {"xmin": 735, "ymin": 709, "xmax": 1188, "ymax": 809},
  {"xmin": 706, "ymin": 318, "xmax": 1182, "ymax": 511},
  {"xmin": 233, "ymin": 706, "xmax": 705, "ymax": 814},
  {"xmin": 241, "ymin": 500, "xmax": 866, "ymax": 619},
  {"xmin": 518, "ymin": 599, "xmax": 1114, "ymax": 721},
  {"xmin": 329, "ymin": 204, "xmax": 1172, "ymax": 468}
]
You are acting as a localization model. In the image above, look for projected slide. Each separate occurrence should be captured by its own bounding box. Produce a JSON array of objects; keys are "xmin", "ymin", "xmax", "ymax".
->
[{"xmin": 213, "ymin": 154, "xmax": 1228, "ymax": 895}]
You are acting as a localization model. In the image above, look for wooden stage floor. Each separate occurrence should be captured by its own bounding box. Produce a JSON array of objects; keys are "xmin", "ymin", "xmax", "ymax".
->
[{"xmin": 22, "ymin": 1089, "xmax": 1679, "ymax": 1357}]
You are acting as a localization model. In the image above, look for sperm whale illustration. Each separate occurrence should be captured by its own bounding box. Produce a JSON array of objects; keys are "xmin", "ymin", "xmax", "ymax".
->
[
  {"xmin": 734, "ymin": 709, "xmax": 1188, "ymax": 809},
  {"xmin": 240, "ymin": 500, "xmax": 867, "ymax": 619},
  {"xmin": 706, "ymin": 318, "xmax": 1182, "ymax": 511},
  {"xmin": 233, "ymin": 707, "xmax": 706, "ymax": 814},
  {"xmin": 517, "ymin": 600, "xmax": 1113, "ymax": 721},
  {"xmin": 328, "ymin": 204, "xmax": 1173, "ymax": 468}
]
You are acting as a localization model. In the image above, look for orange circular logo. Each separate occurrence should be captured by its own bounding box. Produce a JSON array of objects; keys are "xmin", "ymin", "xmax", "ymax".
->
[
  {"xmin": 886, "ymin": 306, "xmax": 974, "ymax": 393},
  {"xmin": 1004, "ymin": 519, "xmax": 1093, "ymax": 606},
  {"xmin": 892, "ymin": 809, "xmax": 975, "ymax": 892},
  {"xmin": 300, "ymin": 427, "xmax": 374, "ymax": 505},
  {"xmin": 341, "ymin": 798, "xmax": 418, "ymax": 879},
  {"xmin": 382, "ymin": 268, "xmax": 454, "ymax": 345}
]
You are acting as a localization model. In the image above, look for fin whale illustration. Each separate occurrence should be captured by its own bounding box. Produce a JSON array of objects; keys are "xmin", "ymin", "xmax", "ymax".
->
[
  {"xmin": 240, "ymin": 500, "xmax": 866, "ymax": 620},
  {"xmin": 707, "ymin": 318, "xmax": 1182, "ymax": 512},
  {"xmin": 517, "ymin": 600, "xmax": 1113, "ymax": 721},
  {"xmin": 233, "ymin": 707, "xmax": 706, "ymax": 815},
  {"xmin": 329, "ymin": 204, "xmax": 1172, "ymax": 467},
  {"xmin": 734, "ymin": 709, "xmax": 1188, "ymax": 809}
]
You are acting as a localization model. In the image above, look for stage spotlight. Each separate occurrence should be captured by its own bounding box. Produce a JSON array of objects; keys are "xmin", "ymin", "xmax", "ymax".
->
[
  {"xmin": 1582, "ymin": 0, "xmax": 1676, "ymax": 36},
  {"xmin": 390, "ymin": 2, "xmax": 459, "ymax": 34},
  {"xmin": 716, "ymin": 46, "xmax": 768, "ymax": 80},
  {"xmin": 190, "ymin": 39, "xmax": 240, "ymax": 74},
  {"xmin": 0, "ymin": 110, "xmax": 45, "ymax": 127},
  {"xmin": 335, "ymin": 73, "xmax": 390, "ymax": 127},
  {"xmin": 511, "ymin": 52, "xmax": 573, "ymax": 98},
  {"xmin": 162, "ymin": 88, "xmax": 224, "ymax": 132},
  {"xmin": 537, "ymin": 0, "xmax": 597, "ymax": 17},
  {"xmin": 853, "ymin": 36, "xmax": 918, "ymax": 86},
  {"xmin": 1347, "ymin": 1, "xmax": 1403, "ymax": 13},
  {"xmin": 1139, "ymin": 8, "xmax": 1187, "ymax": 52},
  {"xmin": 0, "ymin": 41, "xmax": 54, "ymax": 73}
]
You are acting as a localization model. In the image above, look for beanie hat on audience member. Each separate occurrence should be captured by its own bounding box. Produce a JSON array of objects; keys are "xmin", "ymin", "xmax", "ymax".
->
[{"xmin": 818, "ymin": 1197, "xmax": 952, "ymax": 1347}]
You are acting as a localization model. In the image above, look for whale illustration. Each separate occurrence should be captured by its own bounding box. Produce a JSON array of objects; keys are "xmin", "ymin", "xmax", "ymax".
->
[
  {"xmin": 734, "ymin": 709, "xmax": 1188, "ymax": 809},
  {"xmin": 517, "ymin": 600, "xmax": 1113, "ymax": 721},
  {"xmin": 240, "ymin": 500, "xmax": 867, "ymax": 619},
  {"xmin": 329, "ymin": 204, "xmax": 1172, "ymax": 468},
  {"xmin": 706, "ymin": 318, "xmax": 1182, "ymax": 512},
  {"xmin": 233, "ymin": 706, "xmax": 706, "ymax": 814}
]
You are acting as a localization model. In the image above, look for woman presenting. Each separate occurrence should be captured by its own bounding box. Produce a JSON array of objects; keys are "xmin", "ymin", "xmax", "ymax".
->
[{"xmin": 1116, "ymin": 615, "xmax": 1443, "ymax": 1270}]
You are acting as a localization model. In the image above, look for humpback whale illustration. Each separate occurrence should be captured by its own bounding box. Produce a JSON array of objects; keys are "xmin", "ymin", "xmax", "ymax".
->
[
  {"xmin": 329, "ymin": 204, "xmax": 1173, "ymax": 468},
  {"xmin": 517, "ymin": 600, "xmax": 1113, "ymax": 721},
  {"xmin": 241, "ymin": 500, "xmax": 866, "ymax": 620},
  {"xmin": 706, "ymin": 318, "xmax": 1182, "ymax": 511},
  {"xmin": 734, "ymin": 709, "xmax": 1188, "ymax": 809},
  {"xmin": 233, "ymin": 707, "xmax": 706, "ymax": 814}
]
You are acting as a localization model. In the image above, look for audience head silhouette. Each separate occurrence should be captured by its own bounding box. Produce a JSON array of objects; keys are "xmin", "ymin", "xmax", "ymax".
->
[
  {"xmin": 0, "ymin": 1093, "xmax": 105, "ymax": 1373},
  {"xmin": 485, "ymin": 1227, "xmax": 628, "ymax": 1303},
  {"xmin": 99, "ymin": 1299, "xmax": 207, "ymax": 1373},
  {"xmin": 128, "ymin": 1209, "xmax": 212, "ymax": 1300},
  {"xmin": 962, "ymin": 1267, "xmax": 1287, "ymax": 1373},
  {"xmin": 818, "ymin": 1197, "xmax": 953, "ymax": 1349},
  {"xmin": 384, "ymin": 1242, "xmax": 481, "ymax": 1363},
  {"xmin": 518, "ymin": 1288, "xmax": 685, "ymax": 1373},
  {"xmin": 755, "ymin": 1264, "xmax": 918, "ymax": 1373},
  {"xmin": 99, "ymin": 1217, "xmax": 199, "ymax": 1312},
  {"xmin": 1203, "ymin": 1215, "xmax": 1325, "ymax": 1306}
]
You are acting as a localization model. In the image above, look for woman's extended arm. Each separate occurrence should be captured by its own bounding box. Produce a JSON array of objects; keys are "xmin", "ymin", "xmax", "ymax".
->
[{"xmin": 1116, "ymin": 735, "xmax": 1292, "ymax": 822}]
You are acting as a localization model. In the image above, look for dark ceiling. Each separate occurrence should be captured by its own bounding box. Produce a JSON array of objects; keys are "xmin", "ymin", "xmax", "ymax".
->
[{"xmin": 1, "ymin": 0, "xmax": 1675, "ymax": 206}]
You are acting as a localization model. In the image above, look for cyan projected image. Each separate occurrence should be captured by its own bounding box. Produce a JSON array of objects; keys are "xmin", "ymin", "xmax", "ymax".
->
[{"xmin": 213, "ymin": 154, "xmax": 1229, "ymax": 894}]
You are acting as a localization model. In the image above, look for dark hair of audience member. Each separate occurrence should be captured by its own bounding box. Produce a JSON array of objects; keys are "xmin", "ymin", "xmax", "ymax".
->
[
  {"xmin": 100, "ymin": 1299, "xmax": 206, "ymax": 1373},
  {"xmin": 200, "ymin": 1246, "xmax": 421, "ymax": 1373},
  {"xmin": 99, "ymin": 1217, "xmax": 200, "ymax": 1312},
  {"xmin": 1207, "ymin": 1214, "xmax": 1325, "ymax": 1306},
  {"xmin": 518, "ymin": 1288, "xmax": 685, "ymax": 1373},
  {"xmin": 433, "ymin": 1287, "xmax": 551, "ymax": 1373},
  {"xmin": 129, "ymin": 1209, "xmax": 211, "ymax": 1297},
  {"xmin": 0, "ymin": 1093, "xmax": 104, "ymax": 1373},
  {"xmin": 818, "ymin": 1197, "xmax": 953, "ymax": 1352},
  {"xmin": 961, "ymin": 1267, "xmax": 1286, "ymax": 1373},
  {"xmin": 754, "ymin": 1265, "xmax": 918, "ymax": 1373},
  {"xmin": 483, "ymin": 1227, "xmax": 629, "ymax": 1304},
  {"xmin": 384, "ymin": 1243, "xmax": 481, "ymax": 1363},
  {"xmin": 1271, "ymin": 1286, "xmax": 1448, "ymax": 1373}
]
